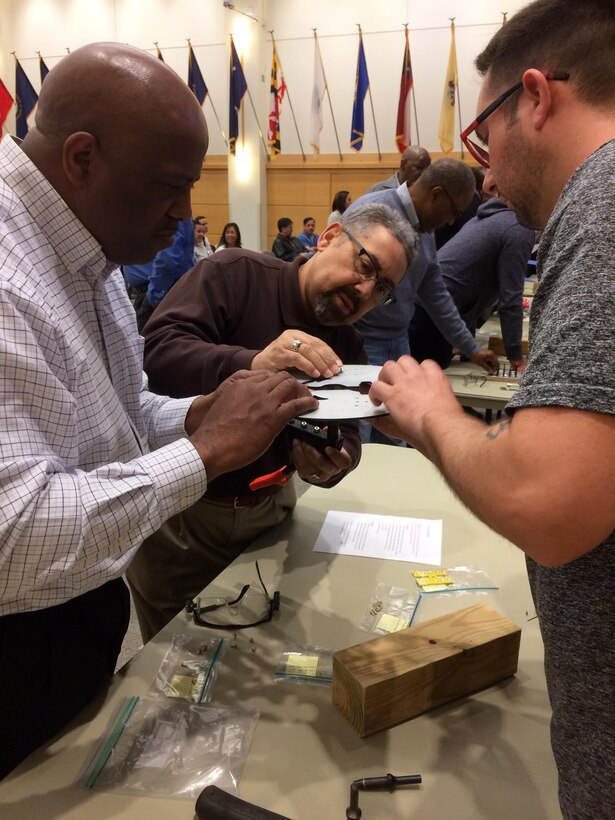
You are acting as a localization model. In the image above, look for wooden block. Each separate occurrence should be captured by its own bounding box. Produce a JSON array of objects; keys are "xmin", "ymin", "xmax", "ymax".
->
[{"xmin": 332, "ymin": 603, "xmax": 521, "ymax": 737}]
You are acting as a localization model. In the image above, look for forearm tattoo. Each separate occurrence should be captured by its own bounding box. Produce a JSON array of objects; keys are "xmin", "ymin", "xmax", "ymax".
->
[{"xmin": 486, "ymin": 419, "xmax": 510, "ymax": 440}]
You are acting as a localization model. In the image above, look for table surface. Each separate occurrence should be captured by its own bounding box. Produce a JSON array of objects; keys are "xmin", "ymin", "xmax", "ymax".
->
[
  {"xmin": 444, "ymin": 360, "xmax": 520, "ymax": 411},
  {"xmin": 0, "ymin": 446, "xmax": 559, "ymax": 820}
]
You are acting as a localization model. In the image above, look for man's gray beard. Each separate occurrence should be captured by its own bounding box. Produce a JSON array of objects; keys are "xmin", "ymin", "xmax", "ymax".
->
[{"xmin": 312, "ymin": 293, "xmax": 344, "ymax": 326}]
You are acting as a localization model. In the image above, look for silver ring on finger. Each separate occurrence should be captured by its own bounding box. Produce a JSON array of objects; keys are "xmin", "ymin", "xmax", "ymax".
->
[{"xmin": 291, "ymin": 338, "xmax": 303, "ymax": 353}]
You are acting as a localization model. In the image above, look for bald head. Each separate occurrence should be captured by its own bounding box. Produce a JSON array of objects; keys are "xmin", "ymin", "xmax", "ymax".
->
[
  {"xmin": 22, "ymin": 43, "xmax": 209, "ymax": 265},
  {"xmin": 398, "ymin": 145, "xmax": 432, "ymax": 185},
  {"xmin": 33, "ymin": 42, "xmax": 206, "ymax": 149}
]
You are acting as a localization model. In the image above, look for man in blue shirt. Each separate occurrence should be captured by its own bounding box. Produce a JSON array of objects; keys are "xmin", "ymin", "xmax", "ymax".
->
[
  {"xmin": 350, "ymin": 159, "xmax": 499, "ymax": 445},
  {"xmin": 123, "ymin": 217, "xmax": 195, "ymax": 331},
  {"xmin": 296, "ymin": 216, "xmax": 319, "ymax": 257}
]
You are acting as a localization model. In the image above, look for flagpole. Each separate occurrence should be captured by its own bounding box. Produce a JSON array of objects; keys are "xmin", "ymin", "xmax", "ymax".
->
[
  {"xmin": 206, "ymin": 95, "xmax": 229, "ymax": 149},
  {"xmin": 358, "ymin": 25, "xmax": 381, "ymax": 160},
  {"xmin": 270, "ymin": 32, "xmax": 305, "ymax": 161},
  {"xmin": 231, "ymin": 36, "xmax": 270, "ymax": 161},
  {"xmin": 450, "ymin": 18, "xmax": 464, "ymax": 159},
  {"xmin": 404, "ymin": 24, "xmax": 421, "ymax": 145},
  {"xmin": 313, "ymin": 29, "xmax": 343, "ymax": 162}
]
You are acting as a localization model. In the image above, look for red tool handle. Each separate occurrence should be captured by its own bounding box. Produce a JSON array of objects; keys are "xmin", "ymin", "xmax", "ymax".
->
[{"xmin": 249, "ymin": 466, "xmax": 291, "ymax": 491}]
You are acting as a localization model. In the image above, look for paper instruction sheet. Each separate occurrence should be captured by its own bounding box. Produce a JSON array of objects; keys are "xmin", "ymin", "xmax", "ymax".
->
[{"xmin": 313, "ymin": 510, "xmax": 442, "ymax": 565}]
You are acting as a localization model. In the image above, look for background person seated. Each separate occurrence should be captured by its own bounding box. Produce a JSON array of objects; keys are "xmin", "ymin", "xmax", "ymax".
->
[
  {"xmin": 272, "ymin": 217, "xmax": 306, "ymax": 261},
  {"xmin": 215, "ymin": 222, "xmax": 242, "ymax": 251},
  {"xmin": 327, "ymin": 190, "xmax": 352, "ymax": 225},
  {"xmin": 193, "ymin": 215, "xmax": 215, "ymax": 259},
  {"xmin": 296, "ymin": 216, "xmax": 319, "ymax": 257}
]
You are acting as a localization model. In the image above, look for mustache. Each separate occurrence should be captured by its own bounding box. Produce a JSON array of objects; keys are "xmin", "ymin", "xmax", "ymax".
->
[{"xmin": 331, "ymin": 286, "xmax": 360, "ymax": 313}]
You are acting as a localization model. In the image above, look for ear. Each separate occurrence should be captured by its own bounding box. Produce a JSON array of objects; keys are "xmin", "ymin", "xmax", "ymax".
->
[
  {"xmin": 62, "ymin": 132, "xmax": 98, "ymax": 187},
  {"xmin": 521, "ymin": 69, "xmax": 553, "ymax": 131},
  {"xmin": 430, "ymin": 185, "xmax": 444, "ymax": 202},
  {"xmin": 315, "ymin": 221, "xmax": 343, "ymax": 251}
]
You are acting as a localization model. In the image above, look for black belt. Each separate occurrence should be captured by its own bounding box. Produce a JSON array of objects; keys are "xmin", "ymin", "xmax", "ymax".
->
[{"xmin": 205, "ymin": 489, "xmax": 281, "ymax": 509}]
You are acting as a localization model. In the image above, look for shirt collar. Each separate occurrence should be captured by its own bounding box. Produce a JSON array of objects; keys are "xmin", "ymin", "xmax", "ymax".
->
[
  {"xmin": 0, "ymin": 136, "xmax": 113, "ymax": 283},
  {"xmin": 395, "ymin": 182, "xmax": 420, "ymax": 230}
]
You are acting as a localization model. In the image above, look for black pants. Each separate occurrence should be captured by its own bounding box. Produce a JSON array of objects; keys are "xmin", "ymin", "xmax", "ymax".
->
[
  {"xmin": 0, "ymin": 578, "xmax": 130, "ymax": 779},
  {"xmin": 408, "ymin": 304, "xmax": 454, "ymax": 369}
]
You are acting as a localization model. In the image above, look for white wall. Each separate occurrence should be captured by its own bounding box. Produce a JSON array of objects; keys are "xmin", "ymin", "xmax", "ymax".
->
[{"xmin": 0, "ymin": 0, "xmax": 532, "ymax": 248}]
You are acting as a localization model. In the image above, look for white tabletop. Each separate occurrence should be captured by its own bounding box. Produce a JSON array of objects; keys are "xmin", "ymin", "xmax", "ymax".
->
[{"xmin": 0, "ymin": 446, "xmax": 559, "ymax": 820}]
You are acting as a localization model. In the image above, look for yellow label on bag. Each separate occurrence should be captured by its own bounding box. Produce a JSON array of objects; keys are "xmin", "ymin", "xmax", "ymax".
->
[
  {"xmin": 286, "ymin": 655, "xmax": 319, "ymax": 677},
  {"xmin": 377, "ymin": 613, "xmax": 408, "ymax": 633}
]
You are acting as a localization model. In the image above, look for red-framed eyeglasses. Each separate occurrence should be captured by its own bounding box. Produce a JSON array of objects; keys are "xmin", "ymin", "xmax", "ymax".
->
[{"xmin": 460, "ymin": 71, "xmax": 570, "ymax": 168}]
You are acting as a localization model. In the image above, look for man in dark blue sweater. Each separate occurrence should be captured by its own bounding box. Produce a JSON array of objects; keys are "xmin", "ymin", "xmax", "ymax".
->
[{"xmin": 409, "ymin": 197, "xmax": 535, "ymax": 370}]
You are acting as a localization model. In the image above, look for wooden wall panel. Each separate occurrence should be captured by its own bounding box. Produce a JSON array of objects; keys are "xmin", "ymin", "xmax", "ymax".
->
[
  {"xmin": 192, "ymin": 152, "xmax": 470, "ymax": 251},
  {"xmin": 190, "ymin": 156, "xmax": 229, "ymax": 247}
]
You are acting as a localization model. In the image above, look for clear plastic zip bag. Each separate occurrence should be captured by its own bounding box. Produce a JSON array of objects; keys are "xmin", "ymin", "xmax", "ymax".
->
[
  {"xmin": 359, "ymin": 583, "xmax": 419, "ymax": 634},
  {"xmin": 411, "ymin": 565, "xmax": 498, "ymax": 594},
  {"xmin": 81, "ymin": 697, "xmax": 259, "ymax": 798},
  {"xmin": 274, "ymin": 644, "xmax": 333, "ymax": 685},
  {"xmin": 148, "ymin": 633, "xmax": 224, "ymax": 703}
]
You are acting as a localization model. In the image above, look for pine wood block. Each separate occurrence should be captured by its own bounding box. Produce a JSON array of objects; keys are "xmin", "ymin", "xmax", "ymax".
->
[{"xmin": 332, "ymin": 603, "xmax": 521, "ymax": 737}]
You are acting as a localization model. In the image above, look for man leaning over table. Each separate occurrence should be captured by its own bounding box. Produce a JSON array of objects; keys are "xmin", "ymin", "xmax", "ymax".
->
[
  {"xmin": 127, "ymin": 203, "xmax": 418, "ymax": 642},
  {"xmin": 0, "ymin": 43, "xmax": 317, "ymax": 779},
  {"xmin": 370, "ymin": 2, "xmax": 615, "ymax": 817}
]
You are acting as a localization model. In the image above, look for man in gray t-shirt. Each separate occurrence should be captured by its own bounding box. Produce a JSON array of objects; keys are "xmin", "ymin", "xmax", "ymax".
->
[{"xmin": 368, "ymin": 2, "xmax": 615, "ymax": 818}]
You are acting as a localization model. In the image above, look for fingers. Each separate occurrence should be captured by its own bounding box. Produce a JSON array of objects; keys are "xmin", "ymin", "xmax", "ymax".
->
[
  {"xmin": 292, "ymin": 440, "xmax": 351, "ymax": 483},
  {"xmin": 293, "ymin": 335, "xmax": 342, "ymax": 378},
  {"xmin": 283, "ymin": 330, "xmax": 342, "ymax": 378},
  {"xmin": 189, "ymin": 371, "xmax": 316, "ymax": 481}
]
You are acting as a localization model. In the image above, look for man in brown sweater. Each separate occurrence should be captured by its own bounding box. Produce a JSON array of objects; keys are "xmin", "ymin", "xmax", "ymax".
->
[{"xmin": 127, "ymin": 203, "xmax": 417, "ymax": 640}]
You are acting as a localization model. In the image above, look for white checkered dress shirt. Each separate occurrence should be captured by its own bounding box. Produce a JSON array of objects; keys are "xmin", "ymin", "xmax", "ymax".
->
[{"xmin": 0, "ymin": 136, "xmax": 208, "ymax": 615}]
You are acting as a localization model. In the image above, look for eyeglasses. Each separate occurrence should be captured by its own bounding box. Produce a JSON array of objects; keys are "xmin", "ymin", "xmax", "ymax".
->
[
  {"xmin": 438, "ymin": 186, "xmax": 464, "ymax": 221},
  {"xmin": 342, "ymin": 227, "xmax": 397, "ymax": 307},
  {"xmin": 460, "ymin": 71, "xmax": 570, "ymax": 168},
  {"xmin": 185, "ymin": 561, "xmax": 280, "ymax": 630}
]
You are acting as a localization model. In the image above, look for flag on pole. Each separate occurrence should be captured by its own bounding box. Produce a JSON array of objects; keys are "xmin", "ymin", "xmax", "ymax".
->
[
  {"xmin": 229, "ymin": 37, "xmax": 247, "ymax": 156},
  {"xmin": 38, "ymin": 54, "xmax": 50, "ymax": 84},
  {"xmin": 395, "ymin": 28, "xmax": 414, "ymax": 153},
  {"xmin": 0, "ymin": 78, "xmax": 14, "ymax": 128},
  {"xmin": 350, "ymin": 29, "xmax": 369, "ymax": 152},
  {"xmin": 267, "ymin": 45, "xmax": 286, "ymax": 155},
  {"xmin": 438, "ymin": 21, "xmax": 458, "ymax": 154},
  {"xmin": 156, "ymin": 45, "xmax": 164, "ymax": 61},
  {"xmin": 15, "ymin": 58, "xmax": 38, "ymax": 139},
  {"xmin": 310, "ymin": 36, "xmax": 326, "ymax": 156},
  {"xmin": 188, "ymin": 43, "xmax": 207, "ymax": 106}
]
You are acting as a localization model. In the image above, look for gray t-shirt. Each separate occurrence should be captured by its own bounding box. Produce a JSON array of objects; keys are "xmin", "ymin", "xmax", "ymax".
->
[{"xmin": 507, "ymin": 140, "xmax": 615, "ymax": 819}]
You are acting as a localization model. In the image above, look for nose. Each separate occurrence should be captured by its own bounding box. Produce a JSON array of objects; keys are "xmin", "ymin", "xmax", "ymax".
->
[
  {"xmin": 483, "ymin": 169, "xmax": 499, "ymax": 198},
  {"xmin": 168, "ymin": 187, "xmax": 194, "ymax": 220},
  {"xmin": 354, "ymin": 277, "xmax": 378, "ymax": 301}
]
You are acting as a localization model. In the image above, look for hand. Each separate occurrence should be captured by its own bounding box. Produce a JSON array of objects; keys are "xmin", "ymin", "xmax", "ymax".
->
[
  {"xmin": 189, "ymin": 370, "xmax": 317, "ymax": 481},
  {"xmin": 509, "ymin": 358, "xmax": 525, "ymax": 373},
  {"xmin": 251, "ymin": 330, "xmax": 343, "ymax": 379},
  {"xmin": 291, "ymin": 439, "xmax": 351, "ymax": 484},
  {"xmin": 184, "ymin": 394, "xmax": 216, "ymax": 436},
  {"xmin": 369, "ymin": 356, "xmax": 463, "ymax": 455},
  {"xmin": 470, "ymin": 348, "xmax": 499, "ymax": 373}
]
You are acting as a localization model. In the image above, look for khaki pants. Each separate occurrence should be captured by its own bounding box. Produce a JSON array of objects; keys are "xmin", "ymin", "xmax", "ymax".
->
[{"xmin": 126, "ymin": 482, "xmax": 296, "ymax": 642}]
